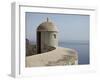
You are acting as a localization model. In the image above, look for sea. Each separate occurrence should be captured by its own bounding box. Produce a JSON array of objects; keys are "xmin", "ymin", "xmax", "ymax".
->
[{"xmin": 59, "ymin": 41, "xmax": 89, "ymax": 65}]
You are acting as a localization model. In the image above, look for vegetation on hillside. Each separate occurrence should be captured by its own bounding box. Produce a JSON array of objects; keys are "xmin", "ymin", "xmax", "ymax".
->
[{"xmin": 26, "ymin": 39, "xmax": 37, "ymax": 56}]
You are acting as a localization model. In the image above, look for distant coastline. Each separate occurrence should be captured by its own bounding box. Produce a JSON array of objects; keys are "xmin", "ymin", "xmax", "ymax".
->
[{"xmin": 59, "ymin": 41, "xmax": 89, "ymax": 45}]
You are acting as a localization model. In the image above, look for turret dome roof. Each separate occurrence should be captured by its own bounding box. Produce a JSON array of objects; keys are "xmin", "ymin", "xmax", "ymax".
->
[{"xmin": 37, "ymin": 18, "xmax": 58, "ymax": 32}]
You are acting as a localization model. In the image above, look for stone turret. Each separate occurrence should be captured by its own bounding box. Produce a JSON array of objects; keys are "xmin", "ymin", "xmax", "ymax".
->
[{"xmin": 37, "ymin": 18, "xmax": 58, "ymax": 53}]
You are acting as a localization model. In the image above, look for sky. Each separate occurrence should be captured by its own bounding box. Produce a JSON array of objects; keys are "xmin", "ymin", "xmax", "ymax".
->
[{"xmin": 26, "ymin": 12, "xmax": 89, "ymax": 42}]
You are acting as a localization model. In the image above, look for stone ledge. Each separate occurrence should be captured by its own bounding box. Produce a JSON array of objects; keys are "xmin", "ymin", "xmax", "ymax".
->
[{"xmin": 26, "ymin": 47, "xmax": 78, "ymax": 67}]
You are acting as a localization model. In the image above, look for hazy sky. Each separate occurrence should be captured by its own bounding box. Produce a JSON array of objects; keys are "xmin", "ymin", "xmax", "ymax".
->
[{"xmin": 26, "ymin": 12, "xmax": 89, "ymax": 42}]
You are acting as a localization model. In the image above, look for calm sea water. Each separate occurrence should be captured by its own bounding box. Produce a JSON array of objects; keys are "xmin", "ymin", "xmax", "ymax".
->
[{"xmin": 59, "ymin": 42, "xmax": 89, "ymax": 64}]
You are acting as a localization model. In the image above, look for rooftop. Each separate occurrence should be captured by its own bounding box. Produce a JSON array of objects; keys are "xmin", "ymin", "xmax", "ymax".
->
[{"xmin": 37, "ymin": 18, "xmax": 58, "ymax": 32}]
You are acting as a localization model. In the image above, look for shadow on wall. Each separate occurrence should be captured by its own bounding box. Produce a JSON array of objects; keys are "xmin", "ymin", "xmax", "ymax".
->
[{"xmin": 26, "ymin": 38, "xmax": 56, "ymax": 56}]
